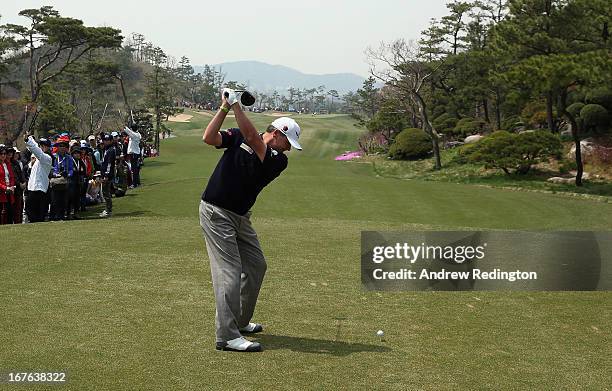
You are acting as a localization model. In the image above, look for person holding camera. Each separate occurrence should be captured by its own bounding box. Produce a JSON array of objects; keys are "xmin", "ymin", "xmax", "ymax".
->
[
  {"xmin": 49, "ymin": 136, "xmax": 73, "ymax": 221},
  {"xmin": 122, "ymin": 126, "xmax": 142, "ymax": 188},
  {"xmin": 24, "ymin": 135, "xmax": 53, "ymax": 223}
]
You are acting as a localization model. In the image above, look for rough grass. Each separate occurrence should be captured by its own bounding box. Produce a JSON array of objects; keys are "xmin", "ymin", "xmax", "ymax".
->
[{"xmin": 1, "ymin": 111, "xmax": 610, "ymax": 390}]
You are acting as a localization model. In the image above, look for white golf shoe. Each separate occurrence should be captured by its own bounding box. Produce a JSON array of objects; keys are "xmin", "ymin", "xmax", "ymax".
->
[
  {"xmin": 216, "ymin": 337, "xmax": 262, "ymax": 352},
  {"xmin": 239, "ymin": 322, "xmax": 263, "ymax": 334}
]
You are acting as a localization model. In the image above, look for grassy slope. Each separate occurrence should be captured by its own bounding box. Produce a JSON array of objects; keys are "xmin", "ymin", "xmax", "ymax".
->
[
  {"xmin": 368, "ymin": 146, "xmax": 612, "ymax": 198},
  {"xmin": 1, "ymin": 111, "xmax": 610, "ymax": 390}
]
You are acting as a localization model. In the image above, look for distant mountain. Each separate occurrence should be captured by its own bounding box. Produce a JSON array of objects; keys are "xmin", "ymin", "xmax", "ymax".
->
[{"xmin": 193, "ymin": 61, "xmax": 365, "ymax": 95}]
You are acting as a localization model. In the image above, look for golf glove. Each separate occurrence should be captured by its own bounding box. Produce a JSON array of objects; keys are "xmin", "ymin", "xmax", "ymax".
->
[{"xmin": 222, "ymin": 88, "xmax": 239, "ymax": 106}]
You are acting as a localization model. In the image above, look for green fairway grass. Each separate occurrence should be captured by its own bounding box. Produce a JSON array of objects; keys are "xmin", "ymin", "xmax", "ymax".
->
[{"xmin": 1, "ymin": 111, "xmax": 610, "ymax": 390}]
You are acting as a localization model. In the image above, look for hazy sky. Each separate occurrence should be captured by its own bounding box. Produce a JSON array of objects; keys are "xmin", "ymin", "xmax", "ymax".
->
[{"xmin": 2, "ymin": 1, "xmax": 449, "ymax": 77}]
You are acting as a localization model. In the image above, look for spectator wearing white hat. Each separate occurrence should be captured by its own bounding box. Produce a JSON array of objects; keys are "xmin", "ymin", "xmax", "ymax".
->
[
  {"xmin": 87, "ymin": 136, "xmax": 99, "ymax": 168},
  {"xmin": 86, "ymin": 134, "xmax": 96, "ymax": 149},
  {"xmin": 86, "ymin": 171, "xmax": 103, "ymax": 205},
  {"xmin": 111, "ymin": 131, "xmax": 121, "ymax": 154},
  {"xmin": 100, "ymin": 133, "xmax": 116, "ymax": 218},
  {"xmin": 79, "ymin": 141, "xmax": 94, "ymax": 211},
  {"xmin": 93, "ymin": 141, "xmax": 103, "ymax": 172}
]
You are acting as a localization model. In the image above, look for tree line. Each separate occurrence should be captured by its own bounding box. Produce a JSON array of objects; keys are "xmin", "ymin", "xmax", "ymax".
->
[
  {"xmin": 0, "ymin": 6, "xmax": 353, "ymax": 151},
  {"xmin": 347, "ymin": 0, "xmax": 611, "ymax": 186}
]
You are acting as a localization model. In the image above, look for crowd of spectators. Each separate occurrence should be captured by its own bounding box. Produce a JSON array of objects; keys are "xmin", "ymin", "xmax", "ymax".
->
[{"xmin": 0, "ymin": 126, "xmax": 148, "ymax": 224}]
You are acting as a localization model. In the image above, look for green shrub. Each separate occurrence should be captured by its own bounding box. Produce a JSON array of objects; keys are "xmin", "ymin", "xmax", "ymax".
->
[
  {"xmin": 463, "ymin": 130, "xmax": 562, "ymax": 175},
  {"xmin": 452, "ymin": 142, "xmax": 479, "ymax": 164},
  {"xmin": 585, "ymin": 88, "xmax": 612, "ymax": 110},
  {"xmin": 558, "ymin": 159, "xmax": 577, "ymax": 174},
  {"xmin": 388, "ymin": 128, "xmax": 432, "ymax": 160},
  {"xmin": 500, "ymin": 115, "xmax": 524, "ymax": 132},
  {"xmin": 453, "ymin": 117, "xmax": 488, "ymax": 136},
  {"xmin": 432, "ymin": 113, "xmax": 458, "ymax": 135},
  {"xmin": 580, "ymin": 104, "xmax": 609, "ymax": 132},
  {"xmin": 366, "ymin": 101, "xmax": 407, "ymax": 135},
  {"xmin": 432, "ymin": 105, "xmax": 446, "ymax": 119},
  {"xmin": 567, "ymin": 102, "xmax": 585, "ymax": 118},
  {"xmin": 518, "ymin": 130, "xmax": 563, "ymax": 161}
]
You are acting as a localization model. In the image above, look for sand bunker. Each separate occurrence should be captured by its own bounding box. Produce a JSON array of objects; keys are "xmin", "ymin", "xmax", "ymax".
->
[
  {"xmin": 266, "ymin": 112, "xmax": 293, "ymax": 117},
  {"xmin": 194, "ymin": 111, "xmax": 234, "ymax": 117},
  {"xmin": 167, "ymin": 114, "xmax": 193, "ymax": 122}
]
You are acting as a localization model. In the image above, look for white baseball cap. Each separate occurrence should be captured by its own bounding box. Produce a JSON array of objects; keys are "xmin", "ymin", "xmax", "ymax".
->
[
  {"xmin": 271, "ymin": 117, "xmax": 302, "ymax": 150},
  {"xmin": 111, "ymin": 131, "xmax": 119, "ymax": 137}
]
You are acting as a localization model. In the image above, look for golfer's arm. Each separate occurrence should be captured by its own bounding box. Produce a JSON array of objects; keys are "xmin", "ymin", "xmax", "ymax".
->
[
  {"xmin": 124, "ymin": 126, "xmax": 141, "ymax": 141},
  {"xmin": 202, "ymin": 106, "xmax": 228, "ymax": 146},
  {"xmin": 26, "ymin": 136, "xmax": 49, "ymax": 164},
  {"xmin": 232, "ymin": 105, "xmax": 266, "ymax": 162}
]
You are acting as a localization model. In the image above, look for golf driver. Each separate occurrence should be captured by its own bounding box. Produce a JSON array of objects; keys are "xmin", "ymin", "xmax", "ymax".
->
[{"xmin": 223, "ymin": 88, "xmax": 256, "ymax": 107}]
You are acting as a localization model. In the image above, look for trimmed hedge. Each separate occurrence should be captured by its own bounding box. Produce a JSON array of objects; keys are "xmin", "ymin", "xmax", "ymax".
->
[
  {"xmin": 580, "ymin": 104, "xmax": 609, "ymax": 132},
  {"xmin": 432, "ymin": 113, "xmax": 459, "ymax": 135},
  {"xmin": 453, "ymin": 117, "xmax": 488, "ymax": 136},
  {"xmin": 388, "ymin": 128, "xmax": 432, "ymax": 160},
  {"xmin": 461, "ymin": 130, "xmax": 562, "ymax": 175},
  {"xmin": 500, "ymin": 115, "xmax": 524, "ymax": 132},
  {"xmin": 585, "ymin": 88, "xmax": 612, "ymax": 110},
  {"xmin": 566, "ymin": 102, "xmax": 585, "ymax": 118}
]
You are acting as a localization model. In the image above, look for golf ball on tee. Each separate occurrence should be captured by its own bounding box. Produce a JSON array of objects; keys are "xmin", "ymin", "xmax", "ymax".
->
[{"xmin": 376, "ymin": 330, "xmax": 384, "ymax": 337}]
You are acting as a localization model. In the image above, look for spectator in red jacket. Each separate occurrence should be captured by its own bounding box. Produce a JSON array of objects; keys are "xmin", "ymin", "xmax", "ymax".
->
[{"xmin": 0, "ymin": 145, "xmax": 16, "ymax": 224}]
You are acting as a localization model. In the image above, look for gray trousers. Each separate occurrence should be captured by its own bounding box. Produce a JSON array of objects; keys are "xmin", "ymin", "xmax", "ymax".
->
[
  {"xmin": 199, "ymin": 200, "xmax": 267, "ymax": 342},
  {"xmin": 102, "ymin": 180, "xmax": 112, "ymax": 213}
]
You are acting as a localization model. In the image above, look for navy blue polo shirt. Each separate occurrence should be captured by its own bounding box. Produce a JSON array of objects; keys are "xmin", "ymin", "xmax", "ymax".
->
[{"xmin": 202, "ymin": 128, "xmax": 288, "ymax": 215}]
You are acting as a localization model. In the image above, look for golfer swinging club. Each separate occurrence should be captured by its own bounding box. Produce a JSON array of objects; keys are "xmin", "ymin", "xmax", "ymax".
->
[{"xmin": 200, "ymin": 88, "xmax": 302, "ymax": 352}]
